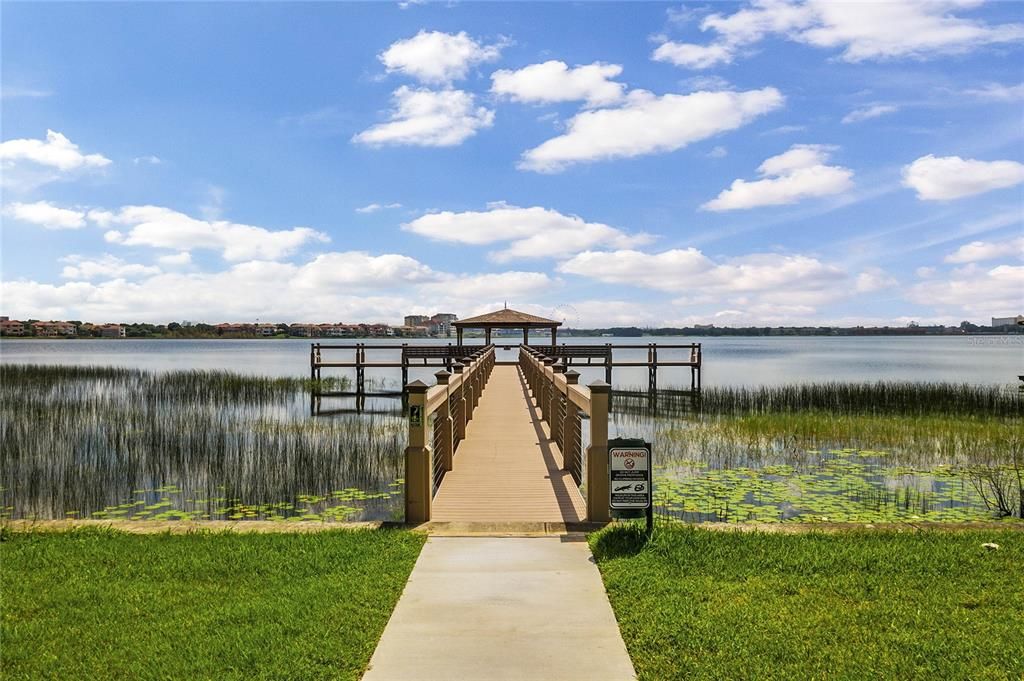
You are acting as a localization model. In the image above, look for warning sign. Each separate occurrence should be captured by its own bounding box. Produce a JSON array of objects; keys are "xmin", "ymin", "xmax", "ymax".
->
[{"xmin": 609, "ymin": 440, "xmax": 651, "ymax": 510}]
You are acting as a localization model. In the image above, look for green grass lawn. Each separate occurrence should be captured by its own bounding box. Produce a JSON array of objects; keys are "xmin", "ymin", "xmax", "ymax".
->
[
  {"xmin": 592, "ymin": 524, "xmax": 1024, "ymax": 680},
  {"xmin": 1, "ymin": 528, "xmax": 425, "ymax": 680}
]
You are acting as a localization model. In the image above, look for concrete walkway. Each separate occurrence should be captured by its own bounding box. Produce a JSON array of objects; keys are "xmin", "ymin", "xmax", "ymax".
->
[
  {"xmin": 362, "ymin": 537, "xmax": 636, "ymax": 681},
  {"xmin": 431, "ymin": 365, "xmax": 586, "ymax": 523}
]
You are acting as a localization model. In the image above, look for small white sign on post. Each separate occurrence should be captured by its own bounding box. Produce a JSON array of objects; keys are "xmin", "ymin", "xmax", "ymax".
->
[{"xmin": 609, "ymin": 441, "xmax": 651, "ymax": 510}]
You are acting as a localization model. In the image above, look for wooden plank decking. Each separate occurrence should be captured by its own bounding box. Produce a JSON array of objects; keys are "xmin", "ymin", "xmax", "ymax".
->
[{"xmin": 431, "ymin": 365, "xmax": 586, "ymax": 523}]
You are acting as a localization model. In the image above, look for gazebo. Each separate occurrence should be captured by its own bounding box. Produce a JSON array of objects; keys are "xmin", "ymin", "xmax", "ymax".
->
[{"xmin": 453, "ymin": 307, "xmax": 562, "ymax": 346}]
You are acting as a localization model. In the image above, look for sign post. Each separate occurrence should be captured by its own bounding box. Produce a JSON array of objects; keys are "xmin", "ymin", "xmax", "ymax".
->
[
  {"xmin": 409, "ymin": 404, "xmax": 423, "ymax": 427},
  {"xmin": 608, "ymin": 437, "xmax": 653, "ymax": 535}
]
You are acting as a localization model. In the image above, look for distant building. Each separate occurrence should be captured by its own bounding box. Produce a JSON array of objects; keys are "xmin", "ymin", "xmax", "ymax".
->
[
  {"xmin": 0, "ymin": 319, "xmax": 28, "ymax": 336},
  {"xmin": 98, "ymin": 324, "xmax": 126, "ymax": 338},
  {"xmin": 214, "ymin": 322, "xmax": 278, "ymax": 336},
  {"xmin": 992, "ymin": 315, "xmax": 1024, "ymax": 327},
  {"xmin": 32, "ymin": 321, "xmax": 77, "ymax": 337},
  {"xmin": 429, "ymin": 313, "xmax": 458, "ymax": 337},
  {"xmin": 404, "ymin": 315, "xmax": 430, "ymax": 327},
  {"xmin": 289, "ymin": 324, "xmax": 320, "ymax": 338}
]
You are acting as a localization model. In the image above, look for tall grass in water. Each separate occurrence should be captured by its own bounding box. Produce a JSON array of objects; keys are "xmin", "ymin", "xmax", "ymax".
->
[
  {"xmin": 612, "ymin": 381, "xmax": 1022, "ymax": 521},
  {"xmin": 697, "ymin": 380, "xmax": 1021, "ymax": 417},
  {"xmin": 0, "ymin": 364, "xmax": 403, "ymax": 521}
]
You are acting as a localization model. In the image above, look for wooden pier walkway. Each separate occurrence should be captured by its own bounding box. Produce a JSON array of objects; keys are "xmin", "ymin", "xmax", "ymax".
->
[{"xmin": 431, "ymin": 365, "xmax": 586, "ymax": 523}]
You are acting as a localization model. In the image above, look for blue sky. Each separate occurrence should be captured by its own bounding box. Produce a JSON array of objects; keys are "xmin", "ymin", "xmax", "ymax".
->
[{"xmin": 2, "ymin": 0, "xmax": 1022, "ymax": 327}]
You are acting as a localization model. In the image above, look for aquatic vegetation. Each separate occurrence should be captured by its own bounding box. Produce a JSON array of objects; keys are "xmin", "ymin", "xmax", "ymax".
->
[
  {"xmin": 652, "ymin": 449, "xmax": 1021, "ymax": 524},
  {"xmin": 0, "ymin": 365, "xmax": 403, "ymax": 521},
  {"xmin": 697, "ymin": 380, "xmax": 1022, "ymax": 417},
  {"xmin": 612, "ymin": 383, "xmax": 1022, "ymax": 523}
]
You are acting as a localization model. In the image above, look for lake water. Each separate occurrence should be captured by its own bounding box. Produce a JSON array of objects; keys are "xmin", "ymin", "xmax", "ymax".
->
[
  {"xmin": 2, "ymin": 335, "xmax": 1021, "ymax": 387},
  {"xmin": 2, "ymin": 336, "xmax": 1020, "ymax": 523}
]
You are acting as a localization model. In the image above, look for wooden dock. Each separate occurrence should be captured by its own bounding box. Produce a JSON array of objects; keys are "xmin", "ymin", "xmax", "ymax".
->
[
  {"xmin": 387, "ymin": 309, "xmax": 704, "ymax": 523},
  {"xmin": 309, "ymin": 340, "xmax": 701, "ymax": 399},
  {"xmin": 431, "ymin": 365, "xmax": 586, "ymax": 523}
]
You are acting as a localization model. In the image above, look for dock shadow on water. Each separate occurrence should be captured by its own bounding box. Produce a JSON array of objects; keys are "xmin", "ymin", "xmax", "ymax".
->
[
  {"xmin": 611, "ymin": 382, "xmax": 1023, "ymax": 524},
  {"xmin": 0, "ymin": 365, "xmax": 407, "ymax": 522}
]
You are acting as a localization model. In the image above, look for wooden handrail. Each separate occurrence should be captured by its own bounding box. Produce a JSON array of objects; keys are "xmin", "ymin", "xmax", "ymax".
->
[
  {"xmin": 404, "ymin": 345, "xmax": 496, "ymax": 523},
  {"xmin": 518, "ymin": 345, "xmax": 610, "ymax": 522}
]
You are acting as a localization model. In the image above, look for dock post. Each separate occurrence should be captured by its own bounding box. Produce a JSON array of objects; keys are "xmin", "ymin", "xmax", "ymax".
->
[
  {"xmin": 541, "ymin": 358, "xmax": 555, "ymax": 422},
  {"xmin": 649, "ymin": 344, "xmax": 658, "ymax": 396},
  {"xmin": 310, "ymin": 343, "xmax": 316, "ymax": 381},
  {"xmin": 404, "ymin": 380, "xmax": 432, "ymax": 523},
  {"xmin": 451, "ymin": 362, "xmax": 466, "ymax": 444},
  {"xmin": 562, "ymin": 370, "xmax": 580, "ymax": 472},
  {"xmin": 586, "ymin": 380, "xmax": 611, "ymax": 522},
  {"xmin": 550, "ymin": 362, "xmax": 566, "ymax": 445},
  {"xmin": 435, "ymin": 370, "xmax": 454, "ymax": 472},
  {"xmin": 401, "ymin": 344, "xmax": 409, "ymax": 388},
  {"xmin": 356, "ymin": 343, "xmax": 365, "ymax": 397},
  {"xmin": 605, "ymin": 343, "xmax": 613, "ymax": 385},
  {"xmin": 461, "ymin": 357, "xmax": 475, "ymax": 420}
]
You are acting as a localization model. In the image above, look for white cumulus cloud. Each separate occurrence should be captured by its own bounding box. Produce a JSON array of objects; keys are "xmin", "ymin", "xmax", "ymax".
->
[
  {"xmin": 158, "ymin": 252, "xmax": 192, "ymax": 266},
  {"xmin": 908, "ymin": 264, "xmax": 1024, "ymax": 316},
  {"xmin": 352, "ymin": 87, "xmax": 494, "ymax": 147},
  {"xmin": 3, "ymin": 200, "xmax": 87, "ymax": 229},
  {"xmin": 702, "ymin": 144, "xmax": 854, "ymax": 211},
  {"xmin": 558, "ymin": 248, "xmax": 848, "ymax": 311},
  {"xmin": 652, "ymin": 42, "xmax": 734, "ymax": 69},
  {"xmin": 403, "ymin": 202, "xmax": 651, "ymax": 262},
  {"xmin": 491, "ymin": 61, "xmax": 626, "ymax": 107},
  {"xmin": 0, "ymin": 130, "xmax": 111, "ymax": 171},
  {"xmin": 854, "ymin": 267, "xmax": 898, "ymax": 292},
  {"xmin": 0, "ymin": 130, "xmax": 111, "ymax": 191},
  {"xmin": 902, "ymin": 155, "xmax": 1024, "ymax": 201},
  {"xmin": 656, "ymin": 0, "xmax": 1024, "ymax": 69},
  {"xmin": 945, "ymin": 237, "xmax": 1024, "ymax": 264},
  {"xmin": 94, "ymin": 205, "xmax": 330, "ymax": 261},
  {"xmin": 0, "ymin": 252, "xmax": 556, "ymax": 325},
  {"xmin": 60, "ymin": 255, "xmax": 161, "ymax": 280},
  {"xmin": 519, "ymin": 87, "xmax": 784, "ymax": 173},
  {"xmin": 379, "ymin": 30, "xmax": 503, "ymax": 84}
]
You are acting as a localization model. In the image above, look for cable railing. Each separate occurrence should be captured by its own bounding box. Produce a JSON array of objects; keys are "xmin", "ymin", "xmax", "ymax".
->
[
  {"xmin": 519, "ymin": 344, "xmax": 610, "ymax": 521},
  {"xmin": 404, "ymin": 344, "xmax": 495, "ymax": 523}
]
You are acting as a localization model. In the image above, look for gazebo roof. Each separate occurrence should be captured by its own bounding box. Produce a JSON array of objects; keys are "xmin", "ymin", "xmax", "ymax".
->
[{"xmin": 452, "ymin": 307, "xmax": 562, "ymax": 328}]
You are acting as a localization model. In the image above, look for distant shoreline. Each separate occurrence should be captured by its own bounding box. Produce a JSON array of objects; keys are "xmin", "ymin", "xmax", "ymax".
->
[{"xmin": 2, "ymin": 329, "xmax": 1021, "ymax": 341}]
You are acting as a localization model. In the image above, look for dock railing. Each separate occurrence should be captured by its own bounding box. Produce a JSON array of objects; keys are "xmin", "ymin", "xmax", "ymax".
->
[
  {"xmin": 520, "ymin": 345, "xmax": 611, "ymax": 522},
  {"xmin": 405, "ymin": 344, "xmax": 495, "ymax": 523}
]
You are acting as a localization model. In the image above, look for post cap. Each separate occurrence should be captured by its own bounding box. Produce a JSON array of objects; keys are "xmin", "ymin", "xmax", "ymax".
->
[
  {"xmin": 564, "ymin": 369, "xmax": 580, "ymax": 384},
  {"xmin": 542, "ymin": 357, "xmax": 555, "ymax": 366},
  {"xmin": 406, "ymin": 379, "xmax": 429, "ymax": 394},
  {"xmin": 553, "ymin": 363, "xmax": 566, "ymax": 374},
  {"xmin": 588, "ymin": 379, "xmax": 611, "ymax": 394},
  {"xmin": 451, "ymin": 362, "xmax": 464, "ymax": 373},
  {"xmin": 434, "ymin": 370, "xmax": 451, "ymax": 385}
]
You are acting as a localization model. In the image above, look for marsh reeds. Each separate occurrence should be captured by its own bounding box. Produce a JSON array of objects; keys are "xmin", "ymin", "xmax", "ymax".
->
[
  {"xmin": 0, "ymin": 364, "xmax": 403, "ymax": 521},
  {"xmin": 612, "ymin": 381, "xmax": 1022, "ymax": 522},
  {"xmin": 697, "ymin": 380, "xmax": 1021, "ymax": 417}
]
